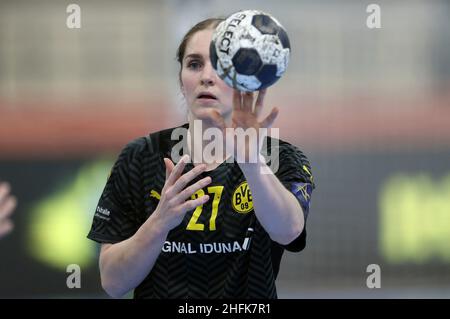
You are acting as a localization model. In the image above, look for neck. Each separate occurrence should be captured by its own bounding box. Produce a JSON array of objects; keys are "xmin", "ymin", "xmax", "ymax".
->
[{"xmin": 187, "ymin": 116, "xmax": 233, "ymax": 170}]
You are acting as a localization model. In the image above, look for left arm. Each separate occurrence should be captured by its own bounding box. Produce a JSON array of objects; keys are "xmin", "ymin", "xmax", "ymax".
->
[
  {"xmin": 197, "ymin": 89, "xmax": 306, "ymax": 245},
  {"xmin": 239, "ymin": 160, "xmax": 304, "ymax": 245}
]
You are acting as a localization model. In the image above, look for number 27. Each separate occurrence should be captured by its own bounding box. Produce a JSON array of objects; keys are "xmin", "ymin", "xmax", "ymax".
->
[{"xmin": 187, "ymin": 186, "xmax": 224, "ymax": 231}]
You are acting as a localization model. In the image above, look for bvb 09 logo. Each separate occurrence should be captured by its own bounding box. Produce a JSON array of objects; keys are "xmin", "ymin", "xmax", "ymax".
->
[{"xmin": 232, "ymin": 182, "xmax": 253, "ymax": 214}]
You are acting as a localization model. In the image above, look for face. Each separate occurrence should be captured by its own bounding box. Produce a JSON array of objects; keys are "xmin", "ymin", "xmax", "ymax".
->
[{"xmin": 181, "ymin": 28, "xmax": 234, "ymax": 121}]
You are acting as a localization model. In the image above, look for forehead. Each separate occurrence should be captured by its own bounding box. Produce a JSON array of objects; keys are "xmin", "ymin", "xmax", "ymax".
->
[{"xmin": 184, "ymin": 29, "xmax": 214, "ymax": 58}]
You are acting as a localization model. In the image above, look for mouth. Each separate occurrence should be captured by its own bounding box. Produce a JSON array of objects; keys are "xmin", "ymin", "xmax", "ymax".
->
[{"xmin": 197, "ymin": 92, "xmax": 218, "ymax": 101}]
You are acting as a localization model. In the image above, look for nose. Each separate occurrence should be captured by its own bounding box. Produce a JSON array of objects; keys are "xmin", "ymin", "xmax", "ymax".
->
[{"xmin": 200, "ymin": 61, "xmax": 217, "ymax": 86}]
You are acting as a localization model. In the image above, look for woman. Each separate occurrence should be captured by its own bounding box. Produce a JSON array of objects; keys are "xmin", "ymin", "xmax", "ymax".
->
[{"xmin": 87, "ymin": 18, "xmax": 315, "ymax": 298}]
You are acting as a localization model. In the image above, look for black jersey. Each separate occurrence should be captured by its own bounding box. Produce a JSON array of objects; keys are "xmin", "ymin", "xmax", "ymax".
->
[{"xmin": 87, "ymin": 123, "xmax": 315, "ymax": 298}]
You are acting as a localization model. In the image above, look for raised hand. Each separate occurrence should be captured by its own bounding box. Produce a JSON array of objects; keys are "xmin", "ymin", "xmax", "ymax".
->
[
  {"xmin": 229, "ymin": 89, "xmax": 279, "ymax": 163},
  {"xmin": 194, "ymin": 89, "xmax": 279, "ymax": 164},
  {"xmin": 151, "ymin": 155, "xmax": 211, "ymax": 232}
]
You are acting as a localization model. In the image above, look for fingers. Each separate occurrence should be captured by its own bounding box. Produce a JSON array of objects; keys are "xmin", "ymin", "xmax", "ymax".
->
[
  {"xmin": 0, "ymin": 182, "xmax": 11, "ymax": 204},
  {"xmin": 0, "ymin": 195, "xmax": 17, "ymax": 220},
  {"xmin": 163, "ymin": 155, "xmax": 210, "ymax": 206},
  {"xmin": 179, "ymin": 194, "xmax": 210, "ymax": 212},
  {"xmin": 234, "ymin": 89, "xmax": 266, "ymax": 114},
  {"xmin": 260, "ymin": 107, "xmax": 279, "ymax": 129},
  {"xmin": 168, "ymin": 163, "xmax": 208, "ymax": 197},
  {"xmin": 174, "ymin": 176, "xmax": 212, "ymax": 205},
  {"xmin": 242, "ymin": 92, "xmax": 253, "ymax": 112},
  {"xmin": 254, "ymin": 89, "xmax": 267, "ymax": 117},
  {"xmin": 164, "ymin": 158, "xmax": 175, "ymax": 182},
  {"xmin": 0, "ymin": 182, "xmax": 16, "ymax": 220},
  {"xmin": 233, "ymin": 90, "xmax": 242, "ymax": 111},
  {"xmin": 0, "ymin": 182, "xmax": 15, "ymax": 239},
  {"xmin": 165, "ymin": 154, "xmax": 190, "ymax": 187}
]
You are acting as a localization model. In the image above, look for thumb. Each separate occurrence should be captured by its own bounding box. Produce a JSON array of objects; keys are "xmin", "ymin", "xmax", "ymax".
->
[{"xmin": 164, "ymin": 158, "xmax": 175, "ymax": 182}]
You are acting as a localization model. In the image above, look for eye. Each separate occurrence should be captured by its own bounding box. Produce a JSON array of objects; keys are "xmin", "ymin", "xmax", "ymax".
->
[{"xmin": 187, "ymin": 60, "xmax": 203, "ymax": 71}]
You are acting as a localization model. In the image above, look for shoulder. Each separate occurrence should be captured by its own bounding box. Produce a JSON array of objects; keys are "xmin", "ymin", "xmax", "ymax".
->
[
  {"xmin": 146, "ymin": 123, "xmax": 189, "ymax": 156},
  {"xmin": 264, "ymin": 136, "xmax": 310, "ymax": 163},
  {"xmin": 120, "ymin": 123, "xmax": 189, "ymax": 159},
  {"xmin": 263, "ymin": 136, "xmax": 315, "ymax": 185}
]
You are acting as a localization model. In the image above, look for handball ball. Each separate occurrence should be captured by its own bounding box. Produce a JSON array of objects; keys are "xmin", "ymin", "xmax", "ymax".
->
[{"xmin": 210, "ymin": 9, "xmax": 291, "ymax": 92}]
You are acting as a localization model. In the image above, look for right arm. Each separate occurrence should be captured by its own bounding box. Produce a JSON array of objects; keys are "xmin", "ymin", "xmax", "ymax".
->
[
  {"xmin": 98, "ymin": 214, "xmax": 169, "ymax": 298},
  {"xmin": 98, "ymin": 155, "xmax": 210, "ymax": 298}
]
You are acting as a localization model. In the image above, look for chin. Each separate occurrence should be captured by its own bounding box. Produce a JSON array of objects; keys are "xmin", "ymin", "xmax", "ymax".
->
[{"xmin": 190, "ymin": 107, "xmax": 228, "ymax": 122}]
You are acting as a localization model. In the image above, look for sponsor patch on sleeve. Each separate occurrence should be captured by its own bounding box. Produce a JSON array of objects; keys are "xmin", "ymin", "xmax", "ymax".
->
[{"xmin": 291, "ymin": 182, "xmax": 313, "ymax": 218}]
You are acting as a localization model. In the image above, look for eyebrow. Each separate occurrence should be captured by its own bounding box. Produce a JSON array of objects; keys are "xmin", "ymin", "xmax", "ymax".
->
[{"xmin": 184, "ymin": 53, "xmax": 204, "ymax": 61}]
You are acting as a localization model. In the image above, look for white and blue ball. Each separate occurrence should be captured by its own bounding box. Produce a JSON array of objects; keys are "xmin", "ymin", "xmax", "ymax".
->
[{"xmin": 210, "ymin": 10, "xmax": 291, "ymax": 92}]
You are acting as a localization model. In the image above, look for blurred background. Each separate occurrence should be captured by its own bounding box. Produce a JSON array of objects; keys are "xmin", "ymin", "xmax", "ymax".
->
[{"xmin": 1, "ymin": 0, "xmax": 449, "ymax": 298}]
